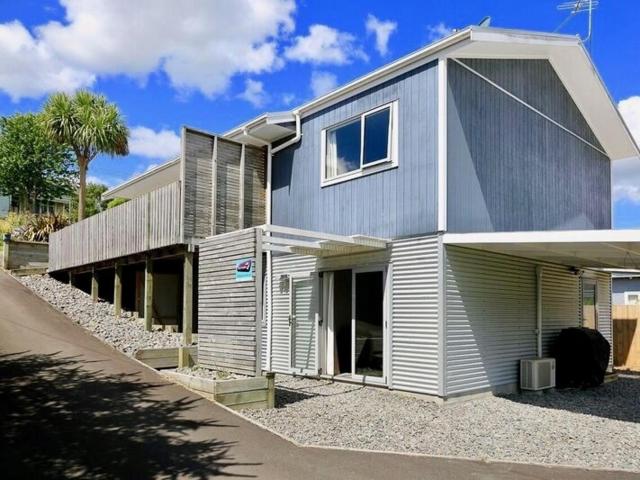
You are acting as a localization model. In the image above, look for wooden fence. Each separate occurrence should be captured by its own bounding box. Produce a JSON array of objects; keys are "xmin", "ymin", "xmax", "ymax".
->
[
  {"xmin": 613, "ymin": 305, "xmax": 640, "ymax": 370},
  {"xmin": 49, "ymin": 181, "xmax": 182, "ymax": 271}
]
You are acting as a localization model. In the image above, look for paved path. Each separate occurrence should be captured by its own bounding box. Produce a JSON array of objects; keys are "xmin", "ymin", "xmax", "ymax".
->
[{"xmin": 0, "ymin": 272, "xmax": 637, "ymax": 480}]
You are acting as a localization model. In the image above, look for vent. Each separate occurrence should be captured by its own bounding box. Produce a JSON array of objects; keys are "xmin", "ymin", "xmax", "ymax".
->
[{"xmin": 520, "ymin": 358, "xmax": 556, "ymax": 391}]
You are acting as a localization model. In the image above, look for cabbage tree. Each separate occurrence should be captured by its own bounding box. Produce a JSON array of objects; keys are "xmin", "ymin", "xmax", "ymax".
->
[{"xmin": 42, "ymin": 91, "xmax": 128, "ymax": 220}]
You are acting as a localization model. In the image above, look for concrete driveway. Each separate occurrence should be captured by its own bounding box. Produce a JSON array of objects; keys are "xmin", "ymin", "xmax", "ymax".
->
[{"xmin": 0, "ymin": 272, "xmax": 636, "ymax": 480}]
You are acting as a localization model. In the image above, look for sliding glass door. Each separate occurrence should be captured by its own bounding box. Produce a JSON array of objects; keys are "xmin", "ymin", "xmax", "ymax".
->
[{"xmin": 352, "ymin": 268, "xmax": 385, "ymax": 380}]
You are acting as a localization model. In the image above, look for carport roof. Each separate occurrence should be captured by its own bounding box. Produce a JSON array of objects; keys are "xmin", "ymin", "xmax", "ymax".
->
[{"xmin": 443, "ymin": 230, "xmax": 640, "ymax": 269}]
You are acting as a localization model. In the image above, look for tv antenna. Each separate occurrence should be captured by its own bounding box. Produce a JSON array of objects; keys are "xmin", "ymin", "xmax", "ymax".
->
[{"xmin": 555, "ymin": 0, "xmax": 598, "ymax": 49}]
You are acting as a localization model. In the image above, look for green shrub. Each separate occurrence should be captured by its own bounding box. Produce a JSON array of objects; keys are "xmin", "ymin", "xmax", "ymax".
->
[
  {"xmin": 106, "ymin": 197, "xmax": 128, "ymax": 209},
  {"xmin": 14, "ymin": 213, "xmax": 70, "ymax": 242},
  {"xmin": 0, "ymin": 212, "xmax": 31, "ymax": 236}
]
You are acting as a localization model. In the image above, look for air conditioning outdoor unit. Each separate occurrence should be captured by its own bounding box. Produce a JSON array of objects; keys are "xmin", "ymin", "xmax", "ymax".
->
[{"xmin": 520, "ymin": 358, "xmax": 556, "ymax": 391}]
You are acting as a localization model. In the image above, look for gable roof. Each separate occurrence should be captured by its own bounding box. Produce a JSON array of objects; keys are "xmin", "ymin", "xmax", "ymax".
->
[{"xmin": 225, "ymin": 26, "xmax": 639, "ymax": 161}]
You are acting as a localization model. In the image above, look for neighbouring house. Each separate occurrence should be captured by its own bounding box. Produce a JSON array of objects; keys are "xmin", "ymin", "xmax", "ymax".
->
[
  {"xmin": 49, "ymin": 26, "xmax": 640, "ymax": 400},
  {"xmin": 612, "ymin": 271, "xmax": 640, "ymax": 305},
  {"xmin": 0, "ymin": 195, "xmax": 71, "ymax": 217}
]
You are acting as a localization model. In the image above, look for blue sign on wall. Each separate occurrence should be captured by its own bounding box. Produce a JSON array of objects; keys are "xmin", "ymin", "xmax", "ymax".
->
[{"xmin": 235, "ymin": 258, "xmax": 254, "ymax": 282}]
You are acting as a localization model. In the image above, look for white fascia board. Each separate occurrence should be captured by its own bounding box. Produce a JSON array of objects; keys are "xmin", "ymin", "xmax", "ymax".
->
[
  {"xmin": 224, "ymin": 28, "xmax": 474, "ymax": 139},
  {"xmin": 102, "ymin": 157, "xmax": 180, "ymax": 200},
  {"xmin": 443, "ymin": 229, "xmax": 640, "ymax": 245}
]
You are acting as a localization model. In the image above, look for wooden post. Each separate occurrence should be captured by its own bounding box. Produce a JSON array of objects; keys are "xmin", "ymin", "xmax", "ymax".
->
[
  {"xmin": 266, "ymin": 372, "xmax": 275, "ymax": 409},
  {"xmin": 91, "ymin": 268, "xmax": 99, "ymax": 302},
  {"xmin": 144, "ymin": 256, "xmax": 154, "ymax": 331},
  {"xmin": 69, "ymin": 271, "xmax": 75, "ymax": 287},
  {"xmin": 2, "ymin": 233, "xmax": 10, "ymax": 270},
  {"xmin": 114, "ymin": 263, "xmax": 122, "ymax": 317},
  {"xmin": 182, "ymin": 251, "xmax": 193, "ymax": 345}
]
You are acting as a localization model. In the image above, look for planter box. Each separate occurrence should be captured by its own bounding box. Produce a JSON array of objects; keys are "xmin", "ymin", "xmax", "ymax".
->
[
  {"xmin": 134, "ymin": 346, "xmax": 197, "ymax": 369},
  {"xmin": 3, "ymin": 235, "xmax": 48, "ymax": 271},
  {"xmin": 164, "ymin": 371, "xmax": 275, "ymax": 410}
]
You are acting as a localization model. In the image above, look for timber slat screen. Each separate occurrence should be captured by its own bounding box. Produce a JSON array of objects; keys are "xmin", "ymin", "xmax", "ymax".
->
[
  {"xmin": 49, "ymin": 181, "xmax": 181, "ymax": 271},
  {"xmin": 198, "ymin": 228, "xmax": 260, "ymax": 376}
]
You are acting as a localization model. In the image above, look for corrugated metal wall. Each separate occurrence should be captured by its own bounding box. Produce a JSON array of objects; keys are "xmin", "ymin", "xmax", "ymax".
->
[
  {"xmin": 267, "ymin": 234, "xmax": 441, "ymax": 395},
  {"xmin": 595, "ymin": 271, "xmax": 613, "ymax": 369},
  {"xmin": 541, "ymin": 264, "xmax": 580, "ymax": 356},
  {"xmin": 444, "ymin": 245, "xmax": 612, "ymax": 396},
  {"xmin": 389, "ymin": 236, "xmax": 440, "ymax": 395},
  {"xmin": 444, "ymin": 246, "xmax": 537, "ymax": 395}
]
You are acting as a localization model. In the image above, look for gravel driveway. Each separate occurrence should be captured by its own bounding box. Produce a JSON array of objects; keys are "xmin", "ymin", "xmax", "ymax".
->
[
  {"xmin": 18, "ymin": 275, "xmax": 184, "ymax": 355},
  {"xmin": 242, "ymin": 375, "xmax": 640, "ymax": 472}
]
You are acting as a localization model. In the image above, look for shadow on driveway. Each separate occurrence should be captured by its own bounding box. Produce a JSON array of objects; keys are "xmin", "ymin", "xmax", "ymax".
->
[{"xmin": 0, "ymin": 351, "xmax": 256, "ymax": 479}]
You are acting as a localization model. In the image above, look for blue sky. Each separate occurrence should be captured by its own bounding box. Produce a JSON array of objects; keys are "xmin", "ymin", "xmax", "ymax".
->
[{"xmin": 0, "ymin": 0, "xmax": 639, "ymax": 226}]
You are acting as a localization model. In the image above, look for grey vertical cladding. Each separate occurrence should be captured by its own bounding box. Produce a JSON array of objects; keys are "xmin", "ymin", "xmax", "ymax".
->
[
  {"xmin": 197, "ymin": 228, "xmax": 258, "ymax": 376},
  {"xmin": 447, "ymin": 58, "xmax": 611, "ymax": 233},
  {"xmin": 271, "ymin": 61, "xmax": 439, "ymax": 238},
  {"xmin": 181, "ymin": 129, "xmax": 267, "ymax": 241},
  {"xmin": 459, "ymin": 59, "xmax": 602, "ymax": 149}
]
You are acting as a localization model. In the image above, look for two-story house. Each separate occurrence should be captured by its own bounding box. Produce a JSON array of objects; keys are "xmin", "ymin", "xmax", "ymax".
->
[{"xmin": 48, "ymin": 26, "xmax": 639, "ymax": 400}]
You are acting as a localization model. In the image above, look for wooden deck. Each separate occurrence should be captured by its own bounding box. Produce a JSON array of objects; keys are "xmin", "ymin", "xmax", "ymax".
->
[
  {"xmin": 48, "ymin": 127, "xmax": 267, "ymax": 273},
  {"xmin": 49, "ymin": 181, "xmax": 182, "ymax": 271}
]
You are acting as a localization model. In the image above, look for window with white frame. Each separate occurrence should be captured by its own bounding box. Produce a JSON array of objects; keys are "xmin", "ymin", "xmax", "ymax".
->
[
  {"xmin": 322, "ymin": 102, "xmax": 397, "ymax": 184},
  {"xmin": 625, "ymin": 291, "xmax": 640, "ymax": 305}
]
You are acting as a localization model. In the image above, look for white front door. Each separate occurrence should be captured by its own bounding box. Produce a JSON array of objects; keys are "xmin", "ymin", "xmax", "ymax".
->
[{"xmin": 290, "ymin": 275, "xmax": 319, "ymax": 374}]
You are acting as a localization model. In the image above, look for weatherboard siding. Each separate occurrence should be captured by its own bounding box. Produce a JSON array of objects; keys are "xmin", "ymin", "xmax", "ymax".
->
[
  {"xmin": 198, "ymin": 228, "xmax": 259, "ymax": 376},
  {"xmin": 447, "ymin": 58, "xmax": 611, "ymax": 233},
  {"xmin": 271, "ymin": 61, "xmax": 439, "ymax": 239}
]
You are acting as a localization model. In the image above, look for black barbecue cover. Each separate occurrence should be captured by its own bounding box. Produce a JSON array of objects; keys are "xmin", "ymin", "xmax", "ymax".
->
[{"xmin": 551, "ymin": 327, "xmax": 611, "ymax": 388}]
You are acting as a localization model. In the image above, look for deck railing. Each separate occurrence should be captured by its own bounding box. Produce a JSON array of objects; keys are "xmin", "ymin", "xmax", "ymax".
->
[{"xmin": 49, "ymin": 181, "xmax": 182, "ymax": 271}]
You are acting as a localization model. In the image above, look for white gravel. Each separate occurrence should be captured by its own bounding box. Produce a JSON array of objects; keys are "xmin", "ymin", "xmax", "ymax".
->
[
  {"xmin": 242, "ymin": 375, "xmax": 640, "ymax": 472},
  {"xmin": 173, "ymin": 366, "xmax": 248, "ymax": 381},
  {"xmin": 18, "ymin": 274, "xmax": 184, "ymax": 356}
]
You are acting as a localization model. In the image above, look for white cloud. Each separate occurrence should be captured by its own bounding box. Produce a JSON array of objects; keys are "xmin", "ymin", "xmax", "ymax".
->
[
  {"xmin": 426, "ymin": 22, "xmax": 453, "ymax": 42},
  {"xmin": 613, "ymin": 96, "xmax": 640, "ymax": 203},
  {"xmin": 285, "ymin": 24, "xmax": 367, "ymax": 65},
  {"xmin": 0, "ymin": 0, "xmax": 295, "ymax": 100},
  {"xmin": 310, "ymin": 71, "xmax": 337, "ymax": 97},
  {"xmin": 0, "ymin": 20, "xmax": 94, "ymax": 101},
  {"xmin": 239, "ymin": 79, "xmax": 269, "ymax": 108},
  {"xmin": 365, "ymin": 14, "xmax": 397, "ymax": 56},
  {"xmin": 129, "ymin": 126, "xmax": 181, "ymax": 159}
]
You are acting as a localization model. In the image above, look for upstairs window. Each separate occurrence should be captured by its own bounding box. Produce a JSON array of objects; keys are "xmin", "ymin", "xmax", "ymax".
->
[{"xmin": 322, "ymin": 102, "xmax": 397, "ymax": 185}]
